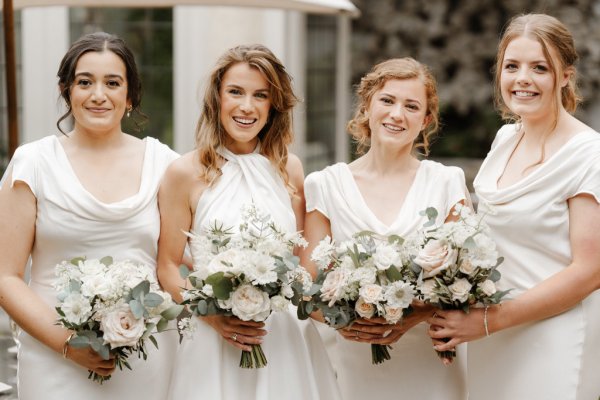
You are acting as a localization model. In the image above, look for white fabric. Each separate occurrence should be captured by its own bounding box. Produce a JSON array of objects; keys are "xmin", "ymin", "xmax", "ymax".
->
[
  {"xmin": 3, "ymin": 135, "xmax": 179, "ymax": 400},
  {"xmin": 469, "ymin": 124, "xmax": 600, "ymax": 400},
  {"xmin": 304, "ymin": 160, "xmax": 468, "ymax": 400},
  {"xmin": 168, "ymin": 146, "xmax": 341, "ymax": 400}
]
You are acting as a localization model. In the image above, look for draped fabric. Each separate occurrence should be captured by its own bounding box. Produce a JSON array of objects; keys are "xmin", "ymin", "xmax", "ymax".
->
[
  {"xmin": 304, "ymin": 160, "xmax": 469, "ymax": 400},
  {"xmin": 4, "ymin": 135, "xmax": 179, "ymax": 400},
  {"xmin": 168, "ymin": 146, "xmax": 341, "ymax": 400},
  {"xmin": 469, "ymin": 124, "xmax": 600, "ymax": 400}
]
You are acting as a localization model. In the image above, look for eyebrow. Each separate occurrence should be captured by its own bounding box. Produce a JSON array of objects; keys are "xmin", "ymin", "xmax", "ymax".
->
[
  {"xmin": 224, "ymin": 83, "xmax": 269, "ymax": 92},
  {"xmin": 74, "ymin": 72, "xmax": 125, "ymax": 80},
  {"xmin": 503, "ymin": 58, "xmax": 548, "ymax": 64}
]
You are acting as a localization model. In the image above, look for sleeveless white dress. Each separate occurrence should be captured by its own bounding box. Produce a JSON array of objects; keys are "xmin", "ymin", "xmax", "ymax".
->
[
  {"xmin": 304, "ymin": 160, "xmax": 469, "ymax": 400},
  {"xmin": 469, "ymin": 124, "xmax": 600, "ymax": 399},
  {"xmin": 1, "ymin": 135, "xmax": 179, "ymax": 400},
  {"xmin": 167, "ymin": 147, "xmax": 341, "ymax": 400}
]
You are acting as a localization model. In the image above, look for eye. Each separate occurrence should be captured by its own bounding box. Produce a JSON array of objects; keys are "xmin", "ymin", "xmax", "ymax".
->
[
  {"xmin": 380, "ymin": 96, "xmax": 394, "ymax": 105},
  {"xmin": 503, "ymin": 63, "xmax": 518, "ymax": 71},
  {"xmin": 255, "ymin": 92, "xmax": 269, "ymax": 100},
  {"xmin": 406, "ymin": 104, "xmax": 420, "ymax": 111},
  {"xmin": 76, "ymin": 78, "xmax": 92, "ymax": 87},
  {"xmin": 533, "ymin": 64, "xmax": 548, "ymax": 73},
  {"xmin": 227, "ymin": 88, "xmax": 242, "ymax": 95},
  {"xmin": 106, "ymin": 80, "xmax": 122, "ymax": 88}
]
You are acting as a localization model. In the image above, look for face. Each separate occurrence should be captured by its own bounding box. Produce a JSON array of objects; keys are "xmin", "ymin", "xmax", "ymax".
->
[
  {"xmin": 500, "ymin": 36, "xmax": 568, "ymax": 121},
  {"xmin": 219, "ymin": 62, "xmax": 271, "ymax": 154},
  {"xmin": 367, "ymin": 78, "xmax": 429, "ymax": 152},
  {"xmin": 69, "ymin": 50, "xmax": 130, "ymax": 136}
]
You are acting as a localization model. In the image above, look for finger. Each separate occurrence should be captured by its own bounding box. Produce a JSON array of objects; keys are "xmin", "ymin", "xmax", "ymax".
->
[
  {"xmin": 94, "ymin": 367, "xmax": 115, "ymax": 377},
  {"xmin": 226, "ymin": 325, "xmax": 268, "ymax": 337},
  {"xmin": 355, "ymin": 317, "xmax": 387, "ymax": 325},
  {"xmin": 434, "ymin": 338, "xmax": 461, "ymax": 352},
  {"xmin": 228, "ymin": 318, "xmax": 266, "ymax": 328},
  {"xmin": 429, "ymin": 328, "xmax": 452, "ymax": 339},
  {"xmin": 351, "ymin": 324, "xmax": 394, "ymax": 335},
  {"xmin": 224, "ymin": 337, "xmax": 253, "ymax": 352}
]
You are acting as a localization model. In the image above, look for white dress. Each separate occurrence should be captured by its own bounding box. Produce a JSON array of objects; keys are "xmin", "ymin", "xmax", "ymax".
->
[
  {"xmin": 2, "ymin": 135, "xmax": 179, "ymax": 400},
  {"xmin": 167, "ymin": 147, "xmax": 341, "ymax": 400},
  {"xmin": 304, "ymin": 160, "xmax": 469, "ymax": 400},
  {"xmin": 469, "ymin": 124, "xmax": 600, "ymax": 400}
]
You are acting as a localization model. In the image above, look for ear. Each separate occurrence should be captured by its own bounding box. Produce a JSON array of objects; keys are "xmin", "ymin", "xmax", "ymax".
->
[
  {"xmin": 421, "ymin": 114, "xmax": 432, "ymax": 131},
  {"xmin": 560, "ymin": 66, "xmax": 573, "ymax": 88}
]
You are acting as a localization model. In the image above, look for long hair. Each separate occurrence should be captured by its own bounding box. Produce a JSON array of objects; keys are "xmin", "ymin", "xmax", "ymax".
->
[
  {"xmin": 347, "ymin": 57, "xmax": 439, "ymax": 156},
  {"xmin": 56, "ymin": 32, "xmax": 144, "ymax": 134},
  {"xmin": 195, "ymin": 44, "xmax": 298, "ymax": 189}
]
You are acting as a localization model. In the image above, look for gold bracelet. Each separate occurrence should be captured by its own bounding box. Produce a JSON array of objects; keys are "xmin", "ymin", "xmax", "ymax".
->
[
  {"xmin": 483, "ymin": 305, "xmax": 490, "ymax": 337},
  {"xmin": 62, "ymin": 332, "xmax": 75, "ymax": 359}
]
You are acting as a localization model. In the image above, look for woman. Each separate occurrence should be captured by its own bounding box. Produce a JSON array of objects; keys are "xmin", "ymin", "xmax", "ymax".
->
[
  {"xmin": 301, "ymin": 57, "xmax": 468, "ymax": 399},
  {"xmin": 428, "ymin": 14, "xmax": 600, "ymax": 399},
  {"xmin": 0, "ymin": 32, "xmax": 178, "ymax": 399},
  {"xmin": 157, "ymin": 44, "xmax": 340, "ymax": 400}
]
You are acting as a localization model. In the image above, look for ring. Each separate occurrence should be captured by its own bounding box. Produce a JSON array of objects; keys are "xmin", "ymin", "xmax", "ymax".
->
[
  {"xmin": 231, "ymin": 333, "xmax": 238, "ymax": 342},
  {"xmin": 432, "ymin": 312, "xmax": 438, "ymax": 319},
  {"xmin": 355, "ymin": 331, "xmax": 359, "ymax": 339}
]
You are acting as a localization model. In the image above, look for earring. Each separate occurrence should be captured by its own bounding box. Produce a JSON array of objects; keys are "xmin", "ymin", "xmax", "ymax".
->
[{"xmin": 127, "ymin": 106, "xmax": 132, "ymax": 118}]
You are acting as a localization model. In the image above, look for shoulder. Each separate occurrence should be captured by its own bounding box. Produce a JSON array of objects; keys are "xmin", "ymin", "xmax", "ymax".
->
[
  {"xmin": 162, "ymin": 151, "xmax": 199, "ymax": 187},
  {"xmin": 305, "ymin": 162, "xmax": 346, "ymax": 186},
  {"xmin": 421, "ymin": 159, "xmax": 465, "ymax": 182},
  {"xmin": 144, "ymin": 136, "xmax": 179, "ymax": 161},
  {"xmin": 286, "ymin": 153, "xmax": 305, "ymax": 188}
]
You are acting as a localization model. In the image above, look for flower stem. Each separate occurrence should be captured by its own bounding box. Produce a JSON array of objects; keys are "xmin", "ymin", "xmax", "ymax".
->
[
  {"xmin": 239, "ymin": 344, "xmax": 268, "ymax": 368},
  {"xmin": 371, "ymin": 344, "xmax": 392, "ymax": 365}
]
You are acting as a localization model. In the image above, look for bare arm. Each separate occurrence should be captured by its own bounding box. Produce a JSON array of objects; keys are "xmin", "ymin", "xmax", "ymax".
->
[
  {"xmin": 286, "ymin": 153, "xmax": 306, "ymax": 233},
  {"xmin": 431, "ymin": 193, "xmax": 600, "ymax": 349},
  {"xmin": 0, "ymin": 171, "xmax": 114, "ymax": 375}
]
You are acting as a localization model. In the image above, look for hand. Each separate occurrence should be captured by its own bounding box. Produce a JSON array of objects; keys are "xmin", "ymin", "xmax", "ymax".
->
[
  {"xmin": 65, "ymin": 344, "xmax": 116, "ymax": 377},
  {"xmin": 427, "ymin": 308, "xmax": 488, "ymax": 352},
  {"xmin": 338, "ymin": 317, "xmax": 395, "ymax": 344},
  {"xmin": 202, "ymin": 315, "xmax": 266, "ymax": 351}
]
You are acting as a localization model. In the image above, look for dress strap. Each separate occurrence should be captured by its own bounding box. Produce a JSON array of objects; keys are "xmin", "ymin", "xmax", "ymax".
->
[{"xmin": 217, "ymin": 142, "xmax": 262, "ymax": 162}]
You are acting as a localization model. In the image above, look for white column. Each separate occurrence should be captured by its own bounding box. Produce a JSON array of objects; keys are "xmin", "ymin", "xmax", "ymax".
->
[
  {"xmin": 22, "ymin": 7, "xmax": 69, "ymax": 143},
  {"xmin": 334, "ymin": 14, "xmax": 351, "ymax": 163},
  {"xmin": 284, "ymin": 11, "xmax": 306, "ymax": 161},
  {"xmin": 173, "ymin": 6, "xmax": 306, "ymax": 156}
]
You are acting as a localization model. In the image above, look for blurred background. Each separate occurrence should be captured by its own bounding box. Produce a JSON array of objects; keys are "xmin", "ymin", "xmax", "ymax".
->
[{"xmin": 2, "ymin": 0, "xmax": 600, "ymax": 396}]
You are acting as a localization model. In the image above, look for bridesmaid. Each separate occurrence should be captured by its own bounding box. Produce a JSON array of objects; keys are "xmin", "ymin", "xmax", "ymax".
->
[
  {"xmin": 0, "ymin": 32, "xmax": 178, "ymax": 399},
  {"xmin": 157, "ymin": 44, "xmax": 340, "ymax": 400},
  {"xmin": 428, "ymin": 14, "xmax": 600, "ymax": 399},
  {"xmin": 301, "ymin": 57, "xmax": 468, "ymax": 399}
]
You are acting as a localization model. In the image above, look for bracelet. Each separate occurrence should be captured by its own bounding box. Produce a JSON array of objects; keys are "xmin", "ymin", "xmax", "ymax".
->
[
  {"xmin": 483, "ymin": 305, "xmax": 490, "ymax": 337},
  {"xmin": 62, "ymin": 332, "xmax": 75, "ymax": 359}
]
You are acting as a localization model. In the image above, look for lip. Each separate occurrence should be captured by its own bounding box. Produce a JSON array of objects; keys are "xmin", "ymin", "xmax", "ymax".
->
[
  {"xmin": 86, "ymin": 107, "xmax": 111, "ymax": 113},
  {"xmin": 232, "ymin": 116, "xmax": 258, "ymax": 127},
  {"xmin": 382, "ymin": 122, "xmax": 406, "ymax": 133},
  {"xmin": 511, "ymin": 90, "xmax": 539, "ymax": 98}
]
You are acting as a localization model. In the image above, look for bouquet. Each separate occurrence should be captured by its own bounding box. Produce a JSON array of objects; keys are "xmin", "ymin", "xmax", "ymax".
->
[
  {"xmin": 299, "ymin": 231, "xmax": 420, "ymax": 364},
  {"xmin": 55, "ymin": 256, "xmax": 184, "ymax": 383},
  {"xmin": 413, "ymin": 205, "xmax": 510, "ymax": 361},
  {"xmin": 179, "ymin": 203, "xmax": 312, "ymax": 368}
]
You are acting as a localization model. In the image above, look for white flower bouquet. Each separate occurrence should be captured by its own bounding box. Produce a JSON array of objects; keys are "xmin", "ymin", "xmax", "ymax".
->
[
  {"xmin": 55, "ymin": 256, "xmax": 184, "ymax": 383},
  {"xmin": 299, "ymin": 231, "xmax": 419, "ymax": 364},
  {"xmin": 413, "ymin": 206, "xmax": 510, "ymax": 361},
  {"xmin": 180, "ymin": 203, "xmax": 312, "ymax": 368}
]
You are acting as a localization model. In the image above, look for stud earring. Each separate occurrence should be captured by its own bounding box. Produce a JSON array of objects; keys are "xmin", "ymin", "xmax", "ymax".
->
[{"xmin": 127, "ymin": 106, "xmax": 132, "ymax": 118}]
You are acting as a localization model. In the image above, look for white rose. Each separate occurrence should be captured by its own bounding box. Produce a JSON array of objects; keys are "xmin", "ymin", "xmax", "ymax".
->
[
  {"xmin": 100, "ymin": 306, "xmax": 146, "ymax": 348},
  {"xmin": 478, "ymin": 280, "xmax": 497, "ymax": 297},
  {"xmin": 383, "ymin": 305, "xmax": 403, "ymax": 324},
  {"xmin": 419, "ymin": 279, "xmax": 439, "ymax": 303},
  {"xmin": 320, "ymin": 268, "xmax": 350, "ymax": 307},
  {"xmin": 80, "ymin": 274, "xmax": 115, "ymax": 299},
  {"xmin": 78, "ymin": 258, "xmax": 107, "ymax": 276},
  {"xmin": 270, "ymin": 295, "xmax": 290, "ymax": 312},
  {"xmin": 230, "ymin": 284, "xmax": 271, "ymax": 322},
  {"xmin": 203, "ymin": 248, "xmax": 244, "ymax": 279},
  {"xmin": 61, "ymin": 293, "xmax": 93, "ymax": 324},
  {"xmin": 459, "ymin": 259, "xmax": 476, "ymax": 275},
  {"xmin": 359, "ymin": 284, "xmax": 383, "ymax": 304},
  {"xmin": 449, "ymin": 278, "xmax": 472, "ymax": 303},
  {"xmin": 355, "ymin": 297, "xmax": 375, "ymax": 318},
  {"xmin": 350, "ymin": 266, "xmax": 376, "ymax": 286},
  {"xmin": 373, "ymin": 243, "xmax": 401, "ymax": 270},
  {"xmin": 414, "ymin": 239, "xmax": 458, "ymax": 278}
]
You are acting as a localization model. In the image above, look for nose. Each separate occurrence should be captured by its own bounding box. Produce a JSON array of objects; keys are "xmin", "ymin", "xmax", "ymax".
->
[
  {"xmin": 390, "ymin": 103, "xmax": 404, "ymax": 120},
  {"xmin": 515, "ymin": 67, "xmax": 531, "ymax": 86},
  {"xmin": 239, "ymin": 95, "xmax": 254, "ymax": 113},
  {"xmin": 91, "ymin": 83, "xmax": 107, "ymax": 103}
]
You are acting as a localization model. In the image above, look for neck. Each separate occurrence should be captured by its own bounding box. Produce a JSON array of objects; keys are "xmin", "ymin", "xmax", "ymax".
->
[
  {"xmin": 359, "ymin": 142, "xmax": 419, "ymax": 176},
  {"xmin": 69, "ymin": 125, "xmax": 125, "ymax": 149},
  {"xmin": 519, "ymin": 107, "xmax": 569, "ymax": 143}
]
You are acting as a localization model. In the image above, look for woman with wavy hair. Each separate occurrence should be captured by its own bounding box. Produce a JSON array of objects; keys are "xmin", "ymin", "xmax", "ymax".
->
[
  {"xmin": 301, "ymin": 57, "xmax": 469, "ymax": 399},
  {"xmin": 428, "ymin": 13, "xmax": 600, "ymax": 399},
  {"xmin": 157, "ymin": 44, "xmax": 340, "ymax": 400}
]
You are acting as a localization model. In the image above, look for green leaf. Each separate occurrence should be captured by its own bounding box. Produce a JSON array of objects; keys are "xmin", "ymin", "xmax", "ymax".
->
[
  {"xmin": 131, "ymin": 280, "xmax": 150, "ymax": 299},
  {"xmin": 99, "ymin": 256, "xmax": 113, "ymax": 267},
  {"xmin": 422, "ymin": 207, "xmax": 439, "ymax": 227},
  {"xmin": 179, "ymin": 264, "xmax": 191, "ymax": 279},
  {"xmin": 197, "ymin": 300, "xmax": 208, "ymax": 315},
  {"xmin": 156, "ymin": 318, "xmax": 168, "ymax": 332},
  {"xmin": 387, "ymin": 234, "xmax": 404, "ymax": 245},
  {"xmin": 70, "ymin": 256, "xmax": 86, "ymax": 266},
  {"xmin": 489, "ymin": 269, "xmax": 501, "ymax": 282},
  {"xmin": 206, "ymin": 272, "xmax": 233, "ymax": 300},
  {"xmin": 161, "ymin": 304, "xmax": 184, "ymax": 320},
  {"xmin": 129, "ymin": 299, "xmax": 145, "ymax": 319},
  {"xmin": 148, "ymin": 334, "xmax": 159, "ymax": 349},
  {"xmin": 143, "ymin": 293, "xmax": 165, "ymax": 308},
  {"xmin": 68, "ymin": 335, "xmax": 91, "ymax": 348},
  {"xmin": 385, "ymin": 266, "xmax": 403, "ymax": 282},
  {"xmin": 463, "ymin": 236, "xmax": 476, "ymax": 250}
]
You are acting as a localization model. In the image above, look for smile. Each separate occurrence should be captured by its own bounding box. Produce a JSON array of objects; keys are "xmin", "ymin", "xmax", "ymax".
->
[
  {"xmin": 233, "ymin": 116, "xmax": 257, "ymax": 126},
  {"xmin": 383, "ymin": 123, "xmax": 406, "ymax": 132},
  {"xmin": 512, "ymin": 91, "xmax": 538, "ymax": 97}
]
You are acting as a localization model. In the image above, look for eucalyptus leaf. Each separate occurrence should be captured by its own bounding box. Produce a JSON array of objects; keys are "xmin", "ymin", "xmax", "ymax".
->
[
  {"xmin": 197, "ymin": 300, "xmax": 208, "ymax": 315},
  {"xmin": 385, "ymin": 266, "xmax": 403, "ymax": 282},
  {"xmin": 156, "ymin": 318, "xmax": 168, "ymax": 332},
  {"xmin": 99, "ymin": 256, "xmax": 113, "ymax": 267},
  {"xmin": 131, "ymin": 280, "xmax": 150, "ymax": 299},
  {"xmin": 161, "ymin": 304, "xmax": 184, "ymax": 320},
  {"xmin": 149, "ymin": 334, "xmax": 159, "ymax": 349},
  {"xmin": 129, "ymin": 299, "xmax": 145, "ymax": 319},
  {"xmin": 70, "ymin": 256, "xmax": 86, "ymax": 266},
  {"xmin": 179, "ymin": 264, "xmax": 191, "ymax": 279},
  {"xmin": 68, "ymin": 335, "xmax": 91, "ymax": 348},
  {"xmin": 143, "ymin": 292, "xmax": 165, "ymax": 308}
]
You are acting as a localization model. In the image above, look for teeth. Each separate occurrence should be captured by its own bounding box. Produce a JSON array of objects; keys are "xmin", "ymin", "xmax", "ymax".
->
[
  {"xmin": 383, "ymin": 123, "xmax": 404, "ymax": 132},
  {"xmin": 514, "ymin": 91, "xmax": 536, "ymax": 97},
  {"xmin": 233, "ymin": 117, "xmax": 255, "ymax": 125}
]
